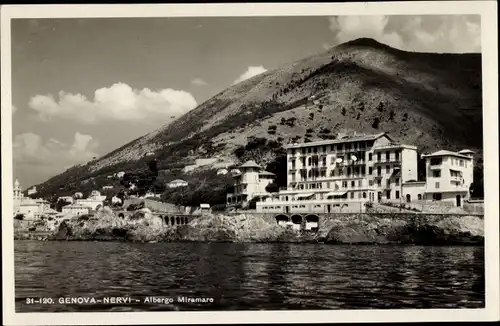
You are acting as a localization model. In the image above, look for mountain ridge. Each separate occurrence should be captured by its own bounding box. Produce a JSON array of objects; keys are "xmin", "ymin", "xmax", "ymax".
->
[{"xmin": 30, "ymin": 38, "xmax": 483, "ymax": 200}]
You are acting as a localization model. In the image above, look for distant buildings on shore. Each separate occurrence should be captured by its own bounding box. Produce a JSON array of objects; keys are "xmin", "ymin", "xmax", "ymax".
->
[
  {"xmin": 226, "ymin": 132, "xmax": 475, "ymax": 214},
  {"xmin": 13, "ymin": 180, "xmax": 55, "ymax": 220},
  {"xmin": 13, "ymin": 179, "xmax": 106, "ymax": 220}
]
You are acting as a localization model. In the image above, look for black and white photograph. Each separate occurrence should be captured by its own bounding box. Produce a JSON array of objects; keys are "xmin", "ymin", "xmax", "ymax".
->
[{"xmin": 1, "ymin": 2, "xmax": 499, "ymax": 325}]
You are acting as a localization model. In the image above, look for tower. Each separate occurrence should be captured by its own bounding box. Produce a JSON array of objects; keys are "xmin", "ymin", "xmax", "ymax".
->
[{"xmin": 13, "ymin": 179, "xmax": 24, "ymax": 214}]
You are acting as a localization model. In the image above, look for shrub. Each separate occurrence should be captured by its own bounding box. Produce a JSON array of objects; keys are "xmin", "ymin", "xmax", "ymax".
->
[
  {"xmin": 341, "ymin": 108, "xmax": 346, "ymax": 116},
  {"xmin": 77, "ymin": 214, "xmax": 91, "ymax": 222},
  {"xmin": 389, "ymin": 110, "xmax": 395, "ymax": 120},
  {"xmin": 372, "ymin": 117, "xmax": 380, "ymax": 129},
  {"xmin": 14, "ymin": 214, "xmax": 24, "ymax": 220}
]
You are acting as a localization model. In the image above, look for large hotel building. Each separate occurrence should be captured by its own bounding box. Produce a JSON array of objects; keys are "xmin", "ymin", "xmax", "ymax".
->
[{"xmin": 225, "ymin": 132, "xmax": 475, "ymax": 214}]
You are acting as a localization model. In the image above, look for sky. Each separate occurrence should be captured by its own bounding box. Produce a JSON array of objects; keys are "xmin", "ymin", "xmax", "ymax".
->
[{"xmin": 10, "ymin": 15, "xmax": 481, "ymax": 187}]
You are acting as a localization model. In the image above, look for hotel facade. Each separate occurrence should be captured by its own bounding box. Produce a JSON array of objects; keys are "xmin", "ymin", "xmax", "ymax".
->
[{"xmin": 244, "ymin": 133, "xmax": 474, "ymax": 214}]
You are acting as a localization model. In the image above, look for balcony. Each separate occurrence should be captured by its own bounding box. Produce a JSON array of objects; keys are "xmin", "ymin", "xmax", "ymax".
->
[{"xmin": 373, "ymin": 159, "xmax": 401, "ymax": 165}]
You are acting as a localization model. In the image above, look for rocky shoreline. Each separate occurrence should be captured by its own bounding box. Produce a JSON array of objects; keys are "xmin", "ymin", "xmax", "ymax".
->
[{"xmin": 14, "ymin": 207, "xmax": 484, "ymax": 245}]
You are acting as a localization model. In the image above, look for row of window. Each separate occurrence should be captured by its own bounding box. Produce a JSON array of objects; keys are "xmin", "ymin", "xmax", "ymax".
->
[
  {"xmin": 293, "ymin": 177, "xmax": 401, "ymax": 190},
  {"xmin": 292, "ymin": 165, "xmax": 396, "ymax": 179},
  {"xmin": 292, "ymin": 150, "xmax": 401, "ymax": 167},
  {"xmin": 262, "ymin": 204, "xmax": 340, "ymax": 210},
  {"xmin": 430, "ymin": 157, "xmax": 468, "ymax": 167},
  {"xmin": 291, "ymin": 141, "xmax": 374, "ymax": 154},
  {"xmin": 279, "ymin": 191, "xmax": 369, "ymax": 201},
  {"xmin": 451, "ymin": 158, "xmax": 467, "ymax": 167}
]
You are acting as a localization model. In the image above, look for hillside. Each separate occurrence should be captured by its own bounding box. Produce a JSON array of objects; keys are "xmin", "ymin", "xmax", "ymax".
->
[{"xmin": 33, "ymin": 38, "xmax": 483, "ymax": 202}]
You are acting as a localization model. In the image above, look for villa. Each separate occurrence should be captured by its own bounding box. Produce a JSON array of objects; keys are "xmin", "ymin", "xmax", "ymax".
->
[
  {"xmin": 226, "ymin": 160, "xmax": 276, "ymax": 208},
  {"xmin": 402, "ymin": 149, "xmax": 474, "ymax": 206},
  {"xmin": 167, "ymin": 179, "xmax": 189, "ymax": 188}
]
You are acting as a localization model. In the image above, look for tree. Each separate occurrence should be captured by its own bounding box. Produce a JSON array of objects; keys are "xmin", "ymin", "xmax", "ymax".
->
[
  {"xmin": 55, "ymin": 199, "xmax": 72, "ymax": 212},
  {"xmin": 470, "ymin": 165, "xmax": 484, "ymax": 198},
  {"xmin": 14, "ymin": 214, "xmax": 24, "ymax": 220},
  {"xmin": 341, "ymin": 108, "xmax": 346, "ymax": 116},
  {"xmin": 265, "ymin": 154, "xmax": 287, "ymax": 187},
  {"xmin": 265, "ymin": 182, "xmax": 280, "ymax": 193},
  {"xmin": 389, "ymin": 110, "xmax": 395, "ymax": 120},
  {"xmin": 372, "ymin": 117, "xmax": 380, "ymax": 129}
]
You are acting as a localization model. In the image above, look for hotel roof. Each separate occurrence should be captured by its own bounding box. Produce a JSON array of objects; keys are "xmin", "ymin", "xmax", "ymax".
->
[
  {"xmin": 63, "ymin": 204, "xmax": 92, "ymax": 209},
  {"xmin": 259, "ymin": 171, "xmax": 276, "ymax": 176},
  {"xmin": 239, "ymin": 160, "xmax": 262, "ymax": 169},
  {"xmin": 422, "ymin": 150, "xmax": 472, "ymax": 159},
  {"xmin": 283, "ymin": 132, "xmax": 391, "ymax": 149},
  {"xmin": 169, "ymin": 179, "xmax": 188, "ymax": 183}
]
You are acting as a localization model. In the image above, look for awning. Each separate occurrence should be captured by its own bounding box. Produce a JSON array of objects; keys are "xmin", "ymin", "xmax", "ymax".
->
[
  {"xmin": 450, "ymin": 169, "xmax": 463, "ymax": 175},
  {"xmin": 326, "ymin": 191, "xmax": 348, "ymax": 197},
  {"xmin": 297, "ymin": 193, "xmax": 315, "ymax": 199}
]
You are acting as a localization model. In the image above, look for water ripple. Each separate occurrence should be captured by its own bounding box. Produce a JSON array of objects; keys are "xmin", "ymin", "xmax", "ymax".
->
[{"xmin": 14, "ymin": 241, "xmax": 484, "ymax": 312}]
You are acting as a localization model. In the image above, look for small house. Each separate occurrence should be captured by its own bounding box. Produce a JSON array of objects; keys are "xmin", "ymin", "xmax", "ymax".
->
[
  {"xmin": 62, "ymin": 204, "xmax": 91, "ymax": 216},
  {"xmin": 167, "ymin": 179, "xmax": 188, "ymax": 188}
]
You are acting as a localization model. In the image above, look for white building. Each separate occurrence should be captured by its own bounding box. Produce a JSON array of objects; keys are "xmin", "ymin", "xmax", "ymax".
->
[
  {"xmin": 57, "ymin": 196, "xmax": 74, "ymax": 204},
  {"xmin": 111, "ymin": 196, "xmax": 122, "ymax": 205},
  {"xmin": 27, "ymin": 186, "xmax": 37, "ymax": 196},
  {"xmin": 226, "ymin": 160, "xmax": 276, "ymax": 208},
  {"xmin": 217, "ymin": 168, "xmax": 228, "ymax": 175},
  {"xmin": 62, "ymin": 204, "xmax": 91, "ymax": 216},
  {"xmin": 167, "ymin": 179, "xmax": 188, "ymax": 188},
  {"xmin": 255, "ymin": 133, "xmax": 418, "ymax": 213},
  {"xmin": 73, "ymin": 192, "xmax": 84, "ymax": 199},
  {"xmin": 102, "ymin": 185, "xmax": 114, "ymax": 190},
  {"xmin": 13, "ymin": 179, "xmax": 49, "ymax": 220},
  {"xmin": 75, "ymin": 198, "xmax": 103, "ymax": 211},
  {"xmin": 401, "ymin": 149, "xmax": 474, "ymax": 206}
]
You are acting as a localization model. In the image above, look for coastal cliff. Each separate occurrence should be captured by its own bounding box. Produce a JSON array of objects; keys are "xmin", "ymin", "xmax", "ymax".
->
[{"xmin": 18, "ymin": 208, "xmax": 484, "ymax": 245}]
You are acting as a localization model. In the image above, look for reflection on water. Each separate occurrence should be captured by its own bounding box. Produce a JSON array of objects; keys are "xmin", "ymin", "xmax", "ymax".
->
[{"xmin": 14, "ymin": 241, "xmax": 484, "ymax": 312}]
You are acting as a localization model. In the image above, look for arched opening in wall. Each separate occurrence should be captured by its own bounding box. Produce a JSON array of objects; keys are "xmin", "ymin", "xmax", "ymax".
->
[
  {"xmin": 275, "ymin": 214, "xmax": 289, "ymax": 226},
  {"xmin": 176, "ymin": 217, "xmax": 180, "ymax": 225},
  {"xmin": 118, "ymin": 213, "xmax": 124, "ymax": 219},
  {"xmin": 406, "ymin": 194, "xmax": 411, "ymax": 203},
  {"xmin": 291, "ymin": 215, "xmax": 302, "ymax": 231},
  {"xmin": 184, "ymin": 217, "xmax": 189, "ymax": 225},
  {"xmin": 456, "ymin": 195, "xmax": 462, "ymax": 207},
  {"xmin": 171, "ymin": 216, "xmax": 175, "ymax": 225},
  {"xmin": 417, "ymin": 194, "xmax": 422, "ymax": 200},
  {"xmin": 164, "ymin": 216, "xmax": 169, "ymax": 225},
  {"xmin": 95, "ymin": 204, "xmax": 102, "ymax": 211},
  {"xmin": 304, "ymin": 215, "xmax": 319, "ymax": 232}
]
